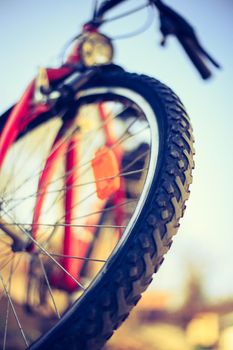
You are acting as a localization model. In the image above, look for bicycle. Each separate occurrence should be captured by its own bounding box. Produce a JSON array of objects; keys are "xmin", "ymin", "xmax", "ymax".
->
[{"xmin": 0, "ymin": 1, "xmax": 219, "ymax": 349}]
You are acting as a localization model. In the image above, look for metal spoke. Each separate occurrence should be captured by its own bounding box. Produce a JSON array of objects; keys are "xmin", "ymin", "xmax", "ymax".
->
[
  {"xmin": 0, "ymin": 254, "xmax": 22, "ymax": 303},
  {"xmin": 40, "ymin": 252, "xmax": 106, "ymax": 263},
  {"xmin": 38, "ymin": 255, "xmax": 61, "ymax": 319},
  {"xmin": 0, "ymin": 270, "xmax": 29, "ymax": 347},
  {"xmin": 3, "ymin": 222, "xmax": 126, "ymax": 229},
  {"xmin": 1, "ymin": 208, "xmax": 85, "ymax": 290},
  {"xmin": 0, "ymin": 255, "xmax": 14, "ymax": 272},
  {"xmin": 3, "ymin": 258, "xmax": 15, "ymax": 350},
  {"xmin": 71, "ymin": 199, "xmax": 137, "ymax": 221},
  {"xmin": 3, "ymin": 293, "xmax": 10, "ymax": 350},
  {"xmin": 1, "ymin": 126, "xmax": 45, "ymax": 197}
]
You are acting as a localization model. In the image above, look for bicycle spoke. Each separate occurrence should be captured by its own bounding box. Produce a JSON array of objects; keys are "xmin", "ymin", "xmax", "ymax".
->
[
  {"xmin": 0, "ymin": 270, "xmax": 29, "ymax": 348},
  {"xmin": 3, "ymin": 295, "xmax": 10, "ymax": 350},
  {"xmin": 71, "ymin": 199, "xmax": 137, "ymax": 221},
  {"xmin": 3, "ymin": 258, "xmax": 15, "ymax": 350},
  {"xmin": 0, "ymin": 125, "xmax": 47, "ymax": 197},
  {"xmin": 38, "ymin": 255, "xmax": 61, "ymax": 319},
  {"xmin": 0, "ymin": 255, "xmax": 14, "ymax": 271},
  {"xmin": 1, "ymin": 207, "xmax": 85, "ymax": 290},
  {"xmin": 40, "ymin": 252, "xmax": 106, "ymax": 263},
  {"xmin": 0, "ymin": 254, "xmax": 22, "ymax": 303},
  {"xmin": 3, "ymin": 222, "xmax": 127, "ymax": 229}
]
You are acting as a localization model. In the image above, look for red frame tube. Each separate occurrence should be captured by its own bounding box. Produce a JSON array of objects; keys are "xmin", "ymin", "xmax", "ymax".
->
[{"xmin": 31, "ymin": 124, "xmax": 69, "ymax": 250}]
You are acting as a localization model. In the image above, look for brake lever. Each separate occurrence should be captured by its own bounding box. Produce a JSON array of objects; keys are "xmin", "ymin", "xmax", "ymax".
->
[{"xmin": 152, "ymin": 0, "xmax": 221, "ymax": 79}]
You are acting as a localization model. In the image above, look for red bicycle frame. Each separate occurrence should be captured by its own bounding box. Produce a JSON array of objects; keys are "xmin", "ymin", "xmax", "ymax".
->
[{"xmin": 0, "ymin": 24, "xmax": 126, "ymax": 292}]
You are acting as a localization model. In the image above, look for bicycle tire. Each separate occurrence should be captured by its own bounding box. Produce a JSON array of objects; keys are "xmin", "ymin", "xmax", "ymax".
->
[
  {"xmin": 29, "ymin": 70, "xmax": 194, "ymax": 349},
  {"xmin": 0, "ymin": 69, "xmax": 194, "ymax": 350}
]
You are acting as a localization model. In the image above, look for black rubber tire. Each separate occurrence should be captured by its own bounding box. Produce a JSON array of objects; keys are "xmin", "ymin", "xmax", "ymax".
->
[{"xmin": 29, "ymin": 70, "xmax": 194, "ymax": 350}]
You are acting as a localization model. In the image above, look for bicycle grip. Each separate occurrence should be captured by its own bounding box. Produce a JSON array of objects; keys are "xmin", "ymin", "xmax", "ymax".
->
[{"xmin": 178, "ymin": 36, "xmax": 212, "ymax": 79}]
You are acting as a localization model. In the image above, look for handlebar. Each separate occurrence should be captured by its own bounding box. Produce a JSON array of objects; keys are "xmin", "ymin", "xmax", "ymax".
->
[{"xmin": 90, "ymin": 0, "xmax": 220, "ymax": 79}]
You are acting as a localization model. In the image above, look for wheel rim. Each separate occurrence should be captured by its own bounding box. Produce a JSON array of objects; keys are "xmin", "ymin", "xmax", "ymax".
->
[{"xmin": 0, "ymin": 86, "xmax": 159, "ymax": 348}]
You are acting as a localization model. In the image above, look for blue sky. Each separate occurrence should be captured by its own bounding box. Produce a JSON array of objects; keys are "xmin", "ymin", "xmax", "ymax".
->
[{"xmin": 1, "ymin": 0, "xmax": 233, "ymax": 300}]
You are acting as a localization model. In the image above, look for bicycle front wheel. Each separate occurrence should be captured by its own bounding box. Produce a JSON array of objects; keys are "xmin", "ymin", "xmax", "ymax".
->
[{"xmin": 0, "ymin": 70, "xmax": 194, "ymax": 350}]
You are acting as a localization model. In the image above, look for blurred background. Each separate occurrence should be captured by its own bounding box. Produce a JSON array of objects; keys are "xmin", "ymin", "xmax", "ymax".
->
[{"xmin": 1, "ymin": 0, "xmax": 233, "ymax": 349}]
